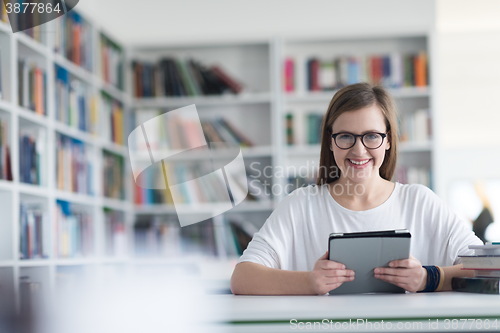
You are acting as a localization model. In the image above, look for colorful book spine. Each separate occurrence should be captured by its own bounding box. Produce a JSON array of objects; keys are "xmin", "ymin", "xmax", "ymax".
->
[
  {"xmin": 54, "ymin": 10, "xmax": 92, "ymax": 71},
  {"xmin": 17, "ymin": 60, "xmax": 47, "ymax": 115},
  {"xmin": 283, "ymin": 57, "xmax": 295, "ymax": 92},
  {"xmin": 103, "ymin": 209, "xmax": 127, "ymax": 256},
  {"xmin": 56, "ymin": 134, "xmax": 93, "ymax": 195},
  {"xmin": 55, "ymin": 200, "xmax": 93, "ymax": 258},
  {"xmin": 102, "ymin": 150, "xmax": 124, "ymax": 200},
  {"xmin": 132, "ymin": 58, "xmax": 244, "ymax": 98},
  {"xmin": 19, "ymin": 133, "xmax": 40, "ymax": 185},
  {"xmin": 55, "ymin": 65, "xmax": 93, "ymax": 133},
  {"xmin": 297, "ymin": 51, "xmax": 429, "ymax": 92},
  {"xmin": 394, "ymin": 166, "xmax": 432, "ymax": 188},
  {"xmin": 399, "ymin": 108, "xmax": 432, "ymax": 142},
  {"xmin": 0, "ymin": 118, "xmax": 13, "ymax": 181},
  {"xmin": 0, "ymin": 4, "xmax": 7, "ymax": 23},
  {"xmin": 100, "ymin": 34, "xmax": 123, "ymax": 90},
  {"xmin": 19, "ymin": 203, "xmax": 48, "ymax": 259},
  {"xmin": 101, "ymin": 92, "xmax": 124, "ymax": 145}
]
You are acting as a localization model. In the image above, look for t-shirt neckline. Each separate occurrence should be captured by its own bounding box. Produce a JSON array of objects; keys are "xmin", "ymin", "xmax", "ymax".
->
[{"xmin": 324, "ymin": 182, "xmax": 400, "ymax": 214}]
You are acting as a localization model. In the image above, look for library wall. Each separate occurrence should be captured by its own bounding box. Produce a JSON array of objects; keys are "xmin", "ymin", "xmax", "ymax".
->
[
  {"xmin": 433, "ymin": 0, "xmax": 500, "ymax": 199},
  {"xmin": 77, "ymin": 0, "xmax": 435, "ymax": 45}
]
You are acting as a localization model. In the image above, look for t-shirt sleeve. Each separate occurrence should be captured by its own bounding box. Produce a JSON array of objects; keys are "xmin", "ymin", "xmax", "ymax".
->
[
  {"xmin": 419, "ymin": 185, "xmax": 483, "ymax": 265},
  {"xmin": 238, "ymin": 190, "xmax": 301, "ymax": 269}
]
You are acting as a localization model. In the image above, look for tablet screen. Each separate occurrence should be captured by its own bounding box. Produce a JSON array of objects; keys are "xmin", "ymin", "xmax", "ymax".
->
[{"xmin": 328, "ymin": 229, "xmax": 411, "ymax": 295}]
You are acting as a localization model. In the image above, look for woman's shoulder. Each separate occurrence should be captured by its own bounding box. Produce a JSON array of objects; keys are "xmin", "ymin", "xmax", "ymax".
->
[{"xmin": 395, "ymin": 182, "xmax": 439, "ymax": 202}]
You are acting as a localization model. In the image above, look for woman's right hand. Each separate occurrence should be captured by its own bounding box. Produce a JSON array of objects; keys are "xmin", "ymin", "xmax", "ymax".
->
[{"xmin": 308, "ymin": 251, "xmax": 355, "ymax": 295}]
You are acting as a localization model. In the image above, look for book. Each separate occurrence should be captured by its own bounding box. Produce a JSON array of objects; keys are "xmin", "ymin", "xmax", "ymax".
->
[
  {"xmin": 469, "ymin": 244, "xmax": 500, "ymax": 256},
  {"xmin": 459, "ymin": 255, "xmax": 500, "ymax": 269},
  {"xmin": 452, "ymin": 277, "xmax": 500, "ymax": 294},
  {"xmin": 55, "ymin": 200, "xmax": 93, "ymax": 258},
  {"xmin": 228, "ymin": 219, "xmax": 258, "ymax": 255},
  {"xmin": 471, "ymin": 269, "xmax": 500, "ymax": 278},
  {"xmin": 285, "ymin": 113, "xmax": 294, "ymax": 145},
  {"xmin": 283, "ymin": 57, "xmax": 295, "ymax": 92},
  {"xmin": 211, "ymin": 65, "xmax": 244, "ymax": 94}
]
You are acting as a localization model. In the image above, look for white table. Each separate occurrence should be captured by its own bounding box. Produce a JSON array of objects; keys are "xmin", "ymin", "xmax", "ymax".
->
[{"xmin": 204, "ymin": 292, "xmax": 500, "ymax": 332}]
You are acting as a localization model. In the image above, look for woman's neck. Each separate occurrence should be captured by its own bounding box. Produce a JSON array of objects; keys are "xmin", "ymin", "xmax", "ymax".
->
[{"xmin": 329, "ymin": 177, "xmax": 395, "ymax": 211}]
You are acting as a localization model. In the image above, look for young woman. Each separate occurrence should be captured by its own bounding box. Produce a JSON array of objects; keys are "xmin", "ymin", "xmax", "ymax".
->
[{"xmin": 230, "ymin": 83, "xmax": 482, "ymax": 295}]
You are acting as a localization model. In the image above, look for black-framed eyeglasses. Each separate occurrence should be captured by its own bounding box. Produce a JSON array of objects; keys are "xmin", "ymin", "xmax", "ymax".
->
[{"xmin": 331, "ymin": 132, "xmax": 387, "ymax": 150}]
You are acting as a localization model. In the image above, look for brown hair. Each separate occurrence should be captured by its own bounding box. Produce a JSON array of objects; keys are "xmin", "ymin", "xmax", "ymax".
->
[{"xmin": 316, "ymin": 83, "xmax": 399, "ymax": 185}]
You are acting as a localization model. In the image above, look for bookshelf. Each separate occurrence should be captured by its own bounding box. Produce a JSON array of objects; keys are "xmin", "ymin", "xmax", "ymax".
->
[
  {"xmin": 280, "ymin": 35, "xmax": 433, "ymax": 192},
  {"xmin": 128, "ymin": 32, "xmax": 434, "ymax": 263},
  {"xmin": 0, "ymin": 13, "xmax": 132, "ymax": 313},
  {"xmin": 0, "ymin": 10, "xmax": 436, "ymax": 310}
]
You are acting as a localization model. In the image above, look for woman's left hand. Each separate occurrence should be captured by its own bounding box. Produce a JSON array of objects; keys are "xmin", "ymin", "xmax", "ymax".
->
[{"xmin": 374, "ymin": 256, "xmax": 427, "ymax": 292}]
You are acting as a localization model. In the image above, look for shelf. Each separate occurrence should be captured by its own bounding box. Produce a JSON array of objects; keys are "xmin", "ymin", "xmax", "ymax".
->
[
  {"xmin": 134, "ymin": 200, "xmax": 274, "ymax": 215},
  {"xmin": 53, "ymin": 53, "xmax": 94, "ymax": 84},
  {"xmin": 99, "ymin": 79, "xmax": 126, "ymax": 101},
  {"xmin": 399, "ymin": 141, "xmax": 433, "ymax": 152},
  {"xmin": 0, "ymin": 260, "xmax": 16, "ymax": 267},
  {"xmin": 17, "ymin": 106, "xmax": 47, "ymax": 126},
  {"xmin": 100, "ymin": 140, "xmax": 128, "ymax": 156},
  {"xmin": 15, "ymin": 32, "xmax": 49, "ymax": 57},
  {"xmin": 0, "ymin": 179, "xmax": 14, "ymax": 191},
  {"xmin": 285, "ymin": 145, "xmax": 321, "ymax": 157},
  {"xmin": 131, "ymin": 145, "xmax": 272, "ymax": 163},
  {"xmin": 284, "ymin": 87, "xmax": 430, "ymax": 104},
  {"xmin": 54, "ymin": 121, "xmax": 97, "ymax": 144},
  {"xmin": 55, "ymin": 190, "xmax": 96, "ymax": 206},
  {"xmin": 18, "ymin": 183, "xmax": 49, "ymax": 197},
  {"xmin": 132, "ymin": 92, "xmax": 272, "ymax": 109},
  {"xmin": 0, "ymin": 99, "xmax": 13, "ymax": 112},
  {"xmin": 18, "ymin": 259, "xmax": 51, "ymax": 267},
  {"xmin": 0, "ymin": 21, "xmax": 10, "ymax": 33},
  {"xmin": 101, "ymin": 197, "xmax": 132, "ymax": 211}
]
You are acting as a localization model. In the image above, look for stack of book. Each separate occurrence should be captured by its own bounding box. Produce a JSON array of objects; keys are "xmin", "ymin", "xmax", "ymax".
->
[
  {"xmin": 453, "ymin": 243, "xmax": 500, "ymax": 294},
  {"xmin": 132, "ymin": 58, "xmax": 243, "ymax": 97}
]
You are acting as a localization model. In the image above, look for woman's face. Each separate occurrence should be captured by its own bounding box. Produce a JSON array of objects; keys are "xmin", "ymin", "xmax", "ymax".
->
[{"xmin": 331, "ymin": 104, "xmax": 390, "ymax": 184}]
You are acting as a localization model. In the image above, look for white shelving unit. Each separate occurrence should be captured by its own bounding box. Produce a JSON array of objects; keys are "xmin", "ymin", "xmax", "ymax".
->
[
  {"xmin": 279, "ymin": 34, "xmax": 434, "ymax": 192},
  {"xmin": 0, "ymin": 13, "xmax": 132, "ymax": 312},
  {"xmin": 0, "ymin": 10, "xmax": 436, "ymax": 309},
  {"xmin": 128, "ymin": 31, "xmax": 434, "ymax": 264}
]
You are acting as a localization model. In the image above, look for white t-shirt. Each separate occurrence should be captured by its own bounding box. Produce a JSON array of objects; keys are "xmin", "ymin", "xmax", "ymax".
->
[{"xmin": 239, "ymin": 183, "xmax": 482, "ymax": 271}]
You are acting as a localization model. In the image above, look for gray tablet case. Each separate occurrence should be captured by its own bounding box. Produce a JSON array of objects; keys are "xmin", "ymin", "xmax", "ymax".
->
[{"xmin": 328, "ymin": 229, "xmax": 411, "ymax": 295}]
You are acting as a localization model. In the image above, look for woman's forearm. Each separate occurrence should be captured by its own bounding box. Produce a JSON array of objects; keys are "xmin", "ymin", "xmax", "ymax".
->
[
  {"xmin": 230, "ymin": 262, "xmax": 314, "ymax": 295},
  {"xmin": 439, "ymin": 264, "xmax": 475, "ymax": 291}
]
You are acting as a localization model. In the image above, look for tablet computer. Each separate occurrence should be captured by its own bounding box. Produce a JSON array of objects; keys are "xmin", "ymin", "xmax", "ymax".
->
[{"xmin": 328, "ymin": 229, "xmax": 411, "ymax": 295}]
